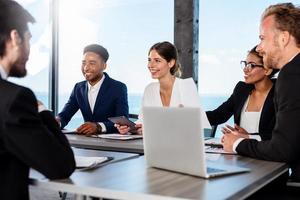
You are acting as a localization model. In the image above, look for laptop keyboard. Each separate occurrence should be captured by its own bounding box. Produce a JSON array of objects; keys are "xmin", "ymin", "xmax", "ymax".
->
[{"xmin": 207, "ymin": 167, "xmax": 226, "ymax": 174}]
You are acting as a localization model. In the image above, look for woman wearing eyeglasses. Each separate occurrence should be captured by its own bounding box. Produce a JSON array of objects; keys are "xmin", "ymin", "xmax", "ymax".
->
[{"xmin": 206, "ymin": 45, "xmax": 279, "ymax": 141}]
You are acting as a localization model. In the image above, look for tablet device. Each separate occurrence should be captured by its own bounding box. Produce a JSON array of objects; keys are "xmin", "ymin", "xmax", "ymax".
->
[{"xmin": 108, "ymin": 116, "xmax": 137, "ymax": 133}]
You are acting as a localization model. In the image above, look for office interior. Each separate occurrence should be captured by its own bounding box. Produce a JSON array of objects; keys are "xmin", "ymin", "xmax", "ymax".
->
[{"xmin": 6, "ymin": 0, "xmax": 300, "ymax": 199}]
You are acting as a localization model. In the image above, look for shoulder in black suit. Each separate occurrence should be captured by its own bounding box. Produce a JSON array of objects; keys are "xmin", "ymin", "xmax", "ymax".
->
[
  {"xmin": 236, "ymin": 53, "xmax": 300, "ymax": 181},
  {"xmin": 206, "ymin": 80, "xmax": 276, "ymax": 140},
  {"xmin": 0, "ymin": 79, "xmax": 75, "ymax": 200}
]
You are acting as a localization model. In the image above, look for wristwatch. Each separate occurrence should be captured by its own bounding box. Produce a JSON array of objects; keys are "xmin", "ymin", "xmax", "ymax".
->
[{"xmin": 95, "ymin": 123, "xmax": 102, "ymax": 134}]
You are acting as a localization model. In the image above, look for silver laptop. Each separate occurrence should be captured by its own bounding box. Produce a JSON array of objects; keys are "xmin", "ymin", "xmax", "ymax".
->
[{"xmin": 142, "ymin": 107, "xmax": 250, "ymax": 178}]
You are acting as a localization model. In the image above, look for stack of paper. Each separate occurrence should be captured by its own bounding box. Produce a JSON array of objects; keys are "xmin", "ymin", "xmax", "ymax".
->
[
  {"xmin": 205, "ymin": 146, "xmax": 237, "ymax": 155},
  {"xmin": 75, "ymin": 156, "xmax": 110, "ymax": 169},
  {"xmin": 205, "ymin": 137, "xmax": 222, "ymax": 146},
  {"xmin": 96, "ymin": 134, "xmax": 143, "ymax": 140},
  {"xmin": 62, "ymin": 129, "xmax": 77, "ymax": 134}
]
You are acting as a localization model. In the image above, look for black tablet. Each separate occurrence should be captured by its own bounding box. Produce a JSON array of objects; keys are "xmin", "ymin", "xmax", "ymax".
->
[{"xmin": 108, "ymin": 116, "xmax": 137, "ymax": 132}]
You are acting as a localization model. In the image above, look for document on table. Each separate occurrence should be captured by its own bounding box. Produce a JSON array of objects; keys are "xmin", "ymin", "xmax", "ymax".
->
[
  {"xmin": 93, "ymin": 133, "xmax": 143, "ymax": 140},
  {"xmin": 204, "ymin": 137, "xmax": 237, "ymax": 154},
  {"xmin": 62, "ymin": 129, "xmax": 77, "ymax": 134},
  {"xmin": 205, "ymin": 137, "xmax": 222, "ymax": 146},
  {"xmin": 205, "ymin": 146, "xmax": 237, "ymax": 155},
  {"xmin": 75, "ymin": 156, "xmax": 112, "ymax": 170}
]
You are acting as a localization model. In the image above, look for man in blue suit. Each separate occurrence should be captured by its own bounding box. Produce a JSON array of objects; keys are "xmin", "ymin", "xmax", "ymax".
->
[{"xmin": 57, "ymin": 44, "xmax": 129, "ymax": 134}]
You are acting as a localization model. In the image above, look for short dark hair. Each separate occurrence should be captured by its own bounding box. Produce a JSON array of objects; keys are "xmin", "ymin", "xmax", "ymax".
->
[
  {"xmin": 83, "ymin": 44, "xmax": 109, "ymax": 62},
  {"xmin": 0, "ymin": 0, "xmax": 35, "ymax": 57},
  {"xmin": 148, "ymin": 41, "xmax": 182, "ymax": 77},
  {"xmin": 249, "ymin": 45, "xmax": 279, "ymax": 78},
  {"xmin": 262, "ymin": 3, "xmax": 300, "ymax": 47}
]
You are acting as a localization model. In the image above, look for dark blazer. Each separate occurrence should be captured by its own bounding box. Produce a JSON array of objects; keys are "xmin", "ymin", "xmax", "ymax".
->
[
  {"xmin": 206, "ymin": 80, "xmax": 276, "ymax": 140},
  {"xmin": 58, "ymin": 73, "xmax": 129, "ymax": 133},
  {"xmin": 236, "ymin": 53, "xmax": 300, "ymax": 181},
  {"xmin": 0, "ymin": 78, "xmax": 75, "ymax": 200}
]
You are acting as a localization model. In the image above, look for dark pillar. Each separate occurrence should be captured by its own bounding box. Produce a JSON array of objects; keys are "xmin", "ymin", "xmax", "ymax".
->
[
  {"xmin": 174, "ymin": 0, "xmax": 199, "ymax": 85},
  {"xmin": 49, "ymin": 0, "xmax": 59, "ymax": 114}
]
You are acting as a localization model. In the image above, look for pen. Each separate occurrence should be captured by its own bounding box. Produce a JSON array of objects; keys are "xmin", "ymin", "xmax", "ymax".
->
[{"xmin": 205, "ymin": 143, "xmax": 223, "ymax": 148}]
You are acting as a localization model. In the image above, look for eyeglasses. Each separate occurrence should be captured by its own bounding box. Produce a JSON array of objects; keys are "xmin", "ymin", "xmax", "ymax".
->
[{"xmin": 240, "ymin": 61, "xmax": 264, "ymax": 71}]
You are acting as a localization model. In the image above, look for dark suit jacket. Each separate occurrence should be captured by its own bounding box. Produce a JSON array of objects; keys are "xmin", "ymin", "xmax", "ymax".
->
[
  {"xmin": 0, "ymin": 78, "xmax": 75, "ymax": 200},
  {"xmin": 236, "ymin": 53, "xmax": 300, "ymax": 181},
  {"xmin": 206, "ymin": 80, "xmax": 276, "ymax": 140},
  {"xmin": 58, "ymin": 73, "xmax": 129, "ymax": 133}
]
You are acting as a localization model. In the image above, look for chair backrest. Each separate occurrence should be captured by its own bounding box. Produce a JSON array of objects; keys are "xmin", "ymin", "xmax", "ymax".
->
[
  {"xmin": 204, "ymin": 125, "xmax": 217, "ymax": 138},
  {"xmin": 129, "ymin": 113, "xmax": 139, "ymax": 122}
]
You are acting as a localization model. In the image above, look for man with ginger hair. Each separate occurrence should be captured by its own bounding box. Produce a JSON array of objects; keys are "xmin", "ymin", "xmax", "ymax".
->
[{"xmin": 223, "ymin": 3, "xmax": 300, "ymax": 183}]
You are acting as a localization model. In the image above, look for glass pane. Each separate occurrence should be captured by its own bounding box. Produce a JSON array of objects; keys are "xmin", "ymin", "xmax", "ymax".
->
[
  {"xmin": 199, "ymin": 0, "xmax": 298, "ymax": 137},
  {"xmin": 11, "ymin": 0, "xmax": 50, "ymax": 106},
  {"xmin": 58, "ymin": 0, "xmax": 174, "ymax": 129}
]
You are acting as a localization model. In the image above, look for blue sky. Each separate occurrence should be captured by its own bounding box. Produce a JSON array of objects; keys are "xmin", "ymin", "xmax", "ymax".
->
[
  {"xmin": 12, "ymin": 0, "xmax": 300, "ymax": 96},
  {"xmin": 198, "ymin": 0, "xmax": 299, "ymax": 95}
]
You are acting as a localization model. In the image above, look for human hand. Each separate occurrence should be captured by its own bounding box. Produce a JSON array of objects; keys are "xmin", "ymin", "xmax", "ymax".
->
[
  {"xmin": 234, "ymin": 124, "xmax": 249, "ymax": 135},
  {"xmin": 37, "ymin": 100, "xmax": 44, "ymax": 107},
  {"xmin": 222, "ymin": 125, "xmax": 249, "ymax": 139},
  {"xmin": 77, "ymin": 122, "xmax": 99, "ymax": 135},
  {"xmin": 222, "ymin": 133, "xmax": 241, "ymax": 153},
  {"xmin": 115, "ymin": 124, "xmax": 130, "ymax": 135},
  {"xmin": 36, "ymin": 100, "xmax": 50, "ymax": 113},
  {"xmin": 135, "ymin": 124, "xmax": 143, "ymax": 135},
  {"xmin": 55, "ymin": 116, "xmax": 61, "ymax": 126}
]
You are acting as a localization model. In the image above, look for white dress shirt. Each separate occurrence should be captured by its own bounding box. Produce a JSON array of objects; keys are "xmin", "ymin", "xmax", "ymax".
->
[
  {"xmin": 233, "ymin": 95, "xmax": 263, "ymax": 152},
  {"xmin": 137, "ymin": 77, "xmax": 211, "ymax": 129},
  {"xmin": 240, "ymin": 96, "xmax": 262, "ymax": 141},
  {"xmin": 87, "ymin": 74, "xmax": 107, "ymax": 132},
  {"xmin": 0, "ymin": 64, "xmax": 8, "ymax": 80}
]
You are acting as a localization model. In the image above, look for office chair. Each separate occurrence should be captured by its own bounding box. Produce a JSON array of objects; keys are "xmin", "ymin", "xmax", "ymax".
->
[
  {"xmin": 204, "ymin": 125, "xmax": 217, "ymax": 139},
  {"xmin": 59, "ymin": 191, "xmax": 67, "ymax": 200},
  {"xmin": 129, "ymin": 113, "xmax": 139, "ymax": 122},
  {"xmin": 286, "ymin": 180, "xmax": 300, "ymax": 199},
  {"xmin": 287, "ymin": 181, "xmax": 300, "ymax": 187}
]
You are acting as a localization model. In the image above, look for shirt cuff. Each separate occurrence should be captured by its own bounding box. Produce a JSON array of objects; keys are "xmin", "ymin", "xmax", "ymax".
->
[
  {"xmin": 248, "ymin": 134, "xmax": 262, "ymax": 141},
  {"xmin": 99, "ymin": 122, "xmax": 106, "ymax": 133},
  {"xmin": 233, "ymin": 138, "xmax": 245, "ymax": 153},
  {"xmin": 38, "ymin": 104, "xmax": 49, "ymax": 113}
]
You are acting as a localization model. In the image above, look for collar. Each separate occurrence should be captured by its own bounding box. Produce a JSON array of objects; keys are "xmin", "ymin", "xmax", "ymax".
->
[
  {"xmin": 87, "ymin": 74, "xmax": 105, "ymax": 91},
  {"xmin": 0, "ymin": 64, "xmax": 8, "ymax": 80},
  {"xmin": 288, "ymin": 52, "xmax": 300, "ymax": 62}
]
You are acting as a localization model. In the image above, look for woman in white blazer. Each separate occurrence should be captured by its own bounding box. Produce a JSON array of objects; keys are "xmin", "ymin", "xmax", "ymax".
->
[{"xmin": 116, "ymin": 41, "xmax": 209, "ymax": 134}]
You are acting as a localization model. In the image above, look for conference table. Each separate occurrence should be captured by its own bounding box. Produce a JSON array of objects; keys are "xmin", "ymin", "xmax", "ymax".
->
[
  {"xmin": 66, "ymin": 134, "xmax": 144, "ymax": 154},
  {"xmin": 30, "ymin": 148, "xmax": 288, "ymax": 200}
]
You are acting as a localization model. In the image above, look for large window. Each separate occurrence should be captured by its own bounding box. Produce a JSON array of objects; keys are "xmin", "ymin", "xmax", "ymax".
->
[
  {"xmin": 11, "ymin": 0, "xmax": 50, "ymax": 106},
  {"xmin": 198, "ymin": 0, "xmax": 298, "ymax": 137},
  {"xmin": 58, "ymin": 0, "xmax": 174, "ymax": 129}
]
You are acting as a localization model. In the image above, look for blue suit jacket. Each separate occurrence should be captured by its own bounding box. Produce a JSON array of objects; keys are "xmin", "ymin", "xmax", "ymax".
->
[{"xmin": 58, "ymin": 73, "xmax": 129, "ymax": 133}]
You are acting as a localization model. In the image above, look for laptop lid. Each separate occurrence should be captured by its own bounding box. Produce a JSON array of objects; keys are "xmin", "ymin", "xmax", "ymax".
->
[{"xmin": 142, "ymin": 107, "xmax": 250, "ymax": 178}]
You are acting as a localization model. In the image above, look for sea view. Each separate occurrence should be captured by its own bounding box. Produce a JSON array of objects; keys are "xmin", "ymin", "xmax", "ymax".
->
[{"xmin": 36, "ymin": 93, "xmax": 233, "ymax": 138}]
